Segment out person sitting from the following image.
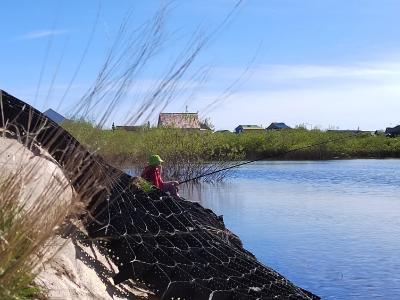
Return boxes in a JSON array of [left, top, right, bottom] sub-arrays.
[[141, 154, 180, 199]]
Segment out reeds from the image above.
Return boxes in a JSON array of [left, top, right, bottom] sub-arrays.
[[63, 121, 400, 178], [0, 2, 245, 298], [62, 121, 245, 182], [0, 157, 78, 299]]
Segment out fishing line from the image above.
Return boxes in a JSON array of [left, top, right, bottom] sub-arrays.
[[178, 131, 365, 184]]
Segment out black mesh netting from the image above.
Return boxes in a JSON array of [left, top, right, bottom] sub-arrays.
[[0, 90, 319, 299]]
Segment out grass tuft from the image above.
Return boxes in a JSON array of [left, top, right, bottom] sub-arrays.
[[0, 175, 46, 300]]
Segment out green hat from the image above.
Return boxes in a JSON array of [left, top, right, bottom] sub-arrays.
[[148, 154, 164, 166]]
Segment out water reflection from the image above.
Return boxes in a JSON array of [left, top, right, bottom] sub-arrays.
[[179, 160, 400, 300]]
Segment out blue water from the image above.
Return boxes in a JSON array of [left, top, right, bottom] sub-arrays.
[[180, 160, 400, 299]]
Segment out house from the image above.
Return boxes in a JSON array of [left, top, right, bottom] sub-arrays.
[[43, 108, 67, 124], [215, 130, 231, 134], [266, 122, 291, 130], [158, 113, 200, 130], [234, 125, 264, 134], [385, 125, 400, 137], [327, 129, 372, 135]]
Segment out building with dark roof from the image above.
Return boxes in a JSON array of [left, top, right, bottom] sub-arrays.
[[215, 130, 232, 134], [385, 125, 400, 137], [266, 122, 291, 130], [327, 129, 372, 134], [234, 125, 264, 134], [43, 108, 67, 124]]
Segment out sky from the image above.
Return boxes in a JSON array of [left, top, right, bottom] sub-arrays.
[[1, 0, 400, 131]]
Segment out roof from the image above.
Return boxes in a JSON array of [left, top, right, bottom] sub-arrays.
[[385, 125, 400, 134], [158, 113, 200, 129], [266, 122, 291, 130], [327, 129, 370, 134], [236, 125, 263, 130], [43, 108, 66, 124], [215, 130, 231, 133]]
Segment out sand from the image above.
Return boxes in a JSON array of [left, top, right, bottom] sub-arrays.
[[0, 136, 152, 299]]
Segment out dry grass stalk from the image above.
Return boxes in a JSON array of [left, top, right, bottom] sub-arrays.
[[0, 2, 244, 298]]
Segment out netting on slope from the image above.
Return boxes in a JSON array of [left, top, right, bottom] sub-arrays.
[[0, 90, 319, 300]]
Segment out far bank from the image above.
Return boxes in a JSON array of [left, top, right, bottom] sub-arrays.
[[63, 120, 400, 173]]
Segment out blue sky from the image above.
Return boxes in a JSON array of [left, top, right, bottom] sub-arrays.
[[1, 0, 400, 130]]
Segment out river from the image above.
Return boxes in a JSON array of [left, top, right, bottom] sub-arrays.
[[179, 159, 400, 299]]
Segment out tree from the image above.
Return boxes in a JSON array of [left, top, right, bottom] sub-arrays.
[[200, 117, 215, 131]]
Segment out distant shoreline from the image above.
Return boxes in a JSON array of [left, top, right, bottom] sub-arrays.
[[63, 120, 400, 168], [101, 152, 400, 168]]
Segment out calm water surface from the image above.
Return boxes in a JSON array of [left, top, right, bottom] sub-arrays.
[[180, 160, 400, 299]]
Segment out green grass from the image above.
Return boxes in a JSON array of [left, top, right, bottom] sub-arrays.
[[0, 176, 46, 300], [62, 120, 246, 181], [63, 120, 400, 167]]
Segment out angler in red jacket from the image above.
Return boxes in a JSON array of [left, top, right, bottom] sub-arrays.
[[141, 154, 180, 199]]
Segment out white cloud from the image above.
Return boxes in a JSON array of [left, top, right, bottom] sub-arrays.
[[18, 29, 68, 40], [261, 64, 399, 81], [215, 61, 400, 86], [207, 85, 400, 131], [102, 61, 400, 129], [201, 61, 400, 130]]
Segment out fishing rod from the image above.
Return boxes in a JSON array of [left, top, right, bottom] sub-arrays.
[[178, 131, 365, 185]]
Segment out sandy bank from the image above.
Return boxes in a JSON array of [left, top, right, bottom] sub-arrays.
[[0, 136, 151, 299]]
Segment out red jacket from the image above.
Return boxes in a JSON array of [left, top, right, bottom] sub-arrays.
[[141, 165, 163, 189]]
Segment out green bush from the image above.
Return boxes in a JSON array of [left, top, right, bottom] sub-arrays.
[[63, 121, 400, 172]]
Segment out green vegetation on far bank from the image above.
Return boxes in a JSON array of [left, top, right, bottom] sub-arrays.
[[63, 120, 400, 168]]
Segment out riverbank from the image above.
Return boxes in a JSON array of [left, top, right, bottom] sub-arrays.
[[1, 91, 319, 299], [0, 136, 153, 299], [63, 120, 400, 166]]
